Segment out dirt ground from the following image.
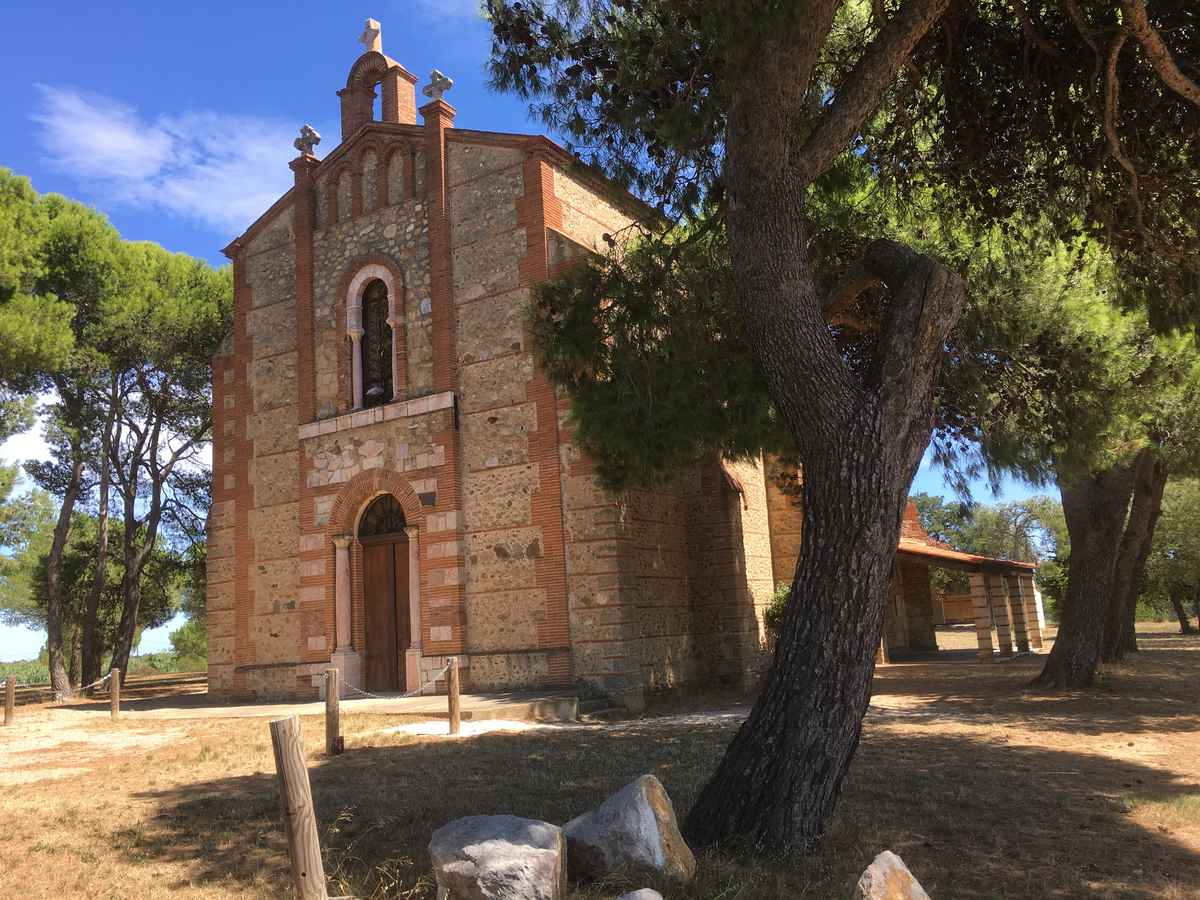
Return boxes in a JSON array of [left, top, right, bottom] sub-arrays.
[[0, 625, 1197, 899]]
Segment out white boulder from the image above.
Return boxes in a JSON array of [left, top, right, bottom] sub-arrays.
[[849, 850, 931, 899], [564, 774, 696, 886], [617, 891, 664, 900], [429, 814, 566, 900]]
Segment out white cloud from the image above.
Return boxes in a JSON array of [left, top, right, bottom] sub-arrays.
[[31, 85, 305, 236]]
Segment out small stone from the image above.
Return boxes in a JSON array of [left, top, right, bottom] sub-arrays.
[[848, 851, 931, 900], [564, 774, 696, 886], [430, 814, 566, 900], [616, 891, 663, 900]]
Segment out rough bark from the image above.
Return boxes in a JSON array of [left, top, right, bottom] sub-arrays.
[[1170, 594, 1196, 635], [1102, 449, 1167, 662], [1032, 463, 1135, 689], [684, 5, 961, 845], [82, 378, 119, 691], [45, 448, 85, 698], [1121, 0, 1200, 109]]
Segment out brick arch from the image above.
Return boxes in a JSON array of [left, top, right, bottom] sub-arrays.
[[346, 50, 390, 90], [336, 253, 410, 409], [327, 468, 426, 541]]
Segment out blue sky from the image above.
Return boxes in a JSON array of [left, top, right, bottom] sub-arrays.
[[0, 2, 1056, 661]]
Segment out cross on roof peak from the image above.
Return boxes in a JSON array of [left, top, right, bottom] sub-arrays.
[[359, 18, 382, 54]]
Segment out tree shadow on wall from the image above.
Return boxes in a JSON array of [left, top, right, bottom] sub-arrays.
[[126, 714, 1200, 898]]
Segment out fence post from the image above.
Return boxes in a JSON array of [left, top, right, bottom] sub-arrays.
[[447, 656, 461, 736], [269, 715, 328, 900], [4, 676, 14, 726], [324, 667, 342, 755], [110, 668, 120, 721]]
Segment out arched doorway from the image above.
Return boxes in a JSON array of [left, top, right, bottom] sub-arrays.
[[358, 494, 409, 691]]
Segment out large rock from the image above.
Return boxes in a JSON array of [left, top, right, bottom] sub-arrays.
[[564, 774, 696, 886], [429, 815, 566, 900], [848, 850, 931, 900], [617, 891, 664, 900]]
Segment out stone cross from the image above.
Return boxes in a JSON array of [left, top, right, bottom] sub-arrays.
[[294, 124, 322, 156], [423, 69, 454, 101], [359, 18, 382, 54]]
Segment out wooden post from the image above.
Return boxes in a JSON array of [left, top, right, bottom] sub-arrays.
[[447, 656, 461, 736], [4, 676, 14, 726], [324, 667, 342, 755], [269, 715, 328, 900], [110, 668, 120, 721]]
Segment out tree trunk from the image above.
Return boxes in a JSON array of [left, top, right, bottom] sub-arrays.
[[82, 380, 119, 692], [45, 449, 85, 698], [684, 439, 908, 850], [1032, 463, 1135, 689], [1102, 450, 1167, 662], [68, 628, 81, 689], [109, 494, 145, 683], [685, 57, 963, 850], [1170, 594, 1196, 634]]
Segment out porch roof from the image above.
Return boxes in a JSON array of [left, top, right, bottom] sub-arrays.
[[896, 538, 1038, 574]]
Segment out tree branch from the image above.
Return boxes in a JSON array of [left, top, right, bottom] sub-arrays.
[[1009, 0, 1062, 59], [1102, 30, 1153, 248], [1121, 0, 1200, 109], [796, 0, 952, 184]]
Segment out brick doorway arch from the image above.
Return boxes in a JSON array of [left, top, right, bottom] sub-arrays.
[[327, 470, 426, 694]]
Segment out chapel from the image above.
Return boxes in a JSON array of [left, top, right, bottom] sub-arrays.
[[206, 21, 1042, 708]]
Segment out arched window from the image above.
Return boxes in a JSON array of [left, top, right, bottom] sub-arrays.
[[359, 493, 406, 538], [360, 279, 393, 407]]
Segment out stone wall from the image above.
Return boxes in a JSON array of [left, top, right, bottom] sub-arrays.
[[312, 150, 434, 418], [764, 456, 803, 587], [625, 478, 695, 692], [686, 457, 775, 689], [884, 560, 938, 655], [898, 560, 937, 651], [447, 138, 551, 690]]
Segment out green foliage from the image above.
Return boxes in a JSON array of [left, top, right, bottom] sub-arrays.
[[763, 582, 792, 635], [168, 616, 206, 661], [533, 219, 788, 488], [0, 507, 184, 654], [880, 2, 1200, 327], [910, 491, 1067, 602], [0, 658, 49, 686], [1141, 479, 1200, 619]]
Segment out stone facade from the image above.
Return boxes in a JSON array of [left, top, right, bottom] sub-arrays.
[[208, 34, 978, 707]]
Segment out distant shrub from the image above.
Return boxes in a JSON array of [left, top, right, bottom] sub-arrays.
[[169, 618, 206, 660], [0, 659, 50, 685], [764, 583, 792, 634]]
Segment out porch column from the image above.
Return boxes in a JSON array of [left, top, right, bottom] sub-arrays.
[[403, 526, 424, 692], [1018, 572, 1044, 649], [330, 535, 362, 696], [1006, 573, 1031, 653], [968, 572, 994, 661], [986, 572, 1015, 654]]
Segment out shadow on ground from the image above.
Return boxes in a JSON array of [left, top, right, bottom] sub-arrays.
[[127, 708, 1200, 899], [872, 631, 1200, 737]]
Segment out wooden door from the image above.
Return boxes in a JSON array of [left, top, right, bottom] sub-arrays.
[[362, 537, 409, 692]]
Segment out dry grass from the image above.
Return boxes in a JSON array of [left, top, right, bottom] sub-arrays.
[[1, 626, 1197, 899]]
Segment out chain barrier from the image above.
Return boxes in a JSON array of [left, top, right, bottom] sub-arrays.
[[54, 670, 113, 702], [331, 660, 453, 702]]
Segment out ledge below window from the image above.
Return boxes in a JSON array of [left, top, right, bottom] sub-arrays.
[[299, 391, 455, 440]]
